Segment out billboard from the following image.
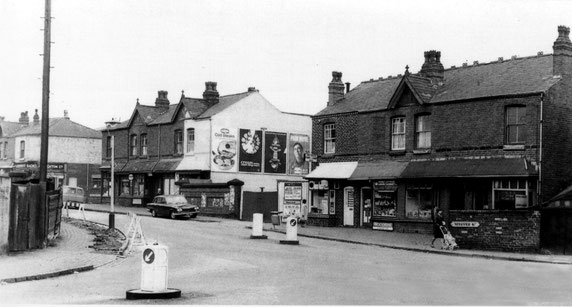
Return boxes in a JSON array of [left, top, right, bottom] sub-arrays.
[[288, 134, 310, 175], [264, 132, 287, 174], [211, 127, 237, 172], [238, 129, 262, 173]]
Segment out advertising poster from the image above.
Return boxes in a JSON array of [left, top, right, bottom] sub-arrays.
[[284, 182, 302, 200], [211, 127, 237, 172], [264, 132, 287, 174], [288, 134, 310, 175], [238, 129, 262, 173], [283, 200, 301, 218]]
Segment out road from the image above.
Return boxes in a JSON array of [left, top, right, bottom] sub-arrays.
[[1, 210, 571, 305]]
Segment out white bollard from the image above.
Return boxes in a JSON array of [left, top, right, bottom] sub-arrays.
[[280, 216, 299, 245], [250, 213, 267, 239]]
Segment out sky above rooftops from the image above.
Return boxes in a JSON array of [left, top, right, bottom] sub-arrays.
[[2, 0, 572, 129]]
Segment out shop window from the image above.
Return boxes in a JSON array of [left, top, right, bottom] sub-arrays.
[[102, 172, 110, 197], [19, 140, 25, 159], [506, 106, 526, 144], [186, 128, 195, 154], [391, 117, 406, 150], [415, 114, 431, 149], [163, 177, 177, 195], [311, 190, 330, 214], [324, 124, 336, 154], [140, 134, 148, 156], [373, 181, 397, 217], [493, 179, 530, 210], [92, 176, 101, 189], [406, 185, 432, 219], [130, 135, 138, 156], [174, 130, 183, 155]]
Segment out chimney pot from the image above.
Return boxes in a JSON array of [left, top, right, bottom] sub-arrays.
[[345, 82, 351, 93], [203, 81, 220, 107], [553, 25, 572, 78], [33, 109, 40, 125], [328, 71, 345, 106], [155, 90, 170, 108], [248, 87, 258, 92], [64, 110, 69, 119], [19, 111, 29, 127], [419, 50, 444, 82]]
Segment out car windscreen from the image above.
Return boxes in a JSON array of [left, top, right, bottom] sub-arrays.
[[165, 195, 188, 204]]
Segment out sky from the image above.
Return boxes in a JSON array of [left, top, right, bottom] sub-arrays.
[[2, 0, 572, 130]]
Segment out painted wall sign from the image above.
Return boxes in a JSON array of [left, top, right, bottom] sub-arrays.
[[238, 129, 262, 173], [373, 222, 394, 231], [212, 127, 237, 172], [451, 221, 480, 228]]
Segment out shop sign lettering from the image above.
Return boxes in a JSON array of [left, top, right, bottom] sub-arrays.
[[451, 221, 480, 228], [373, 222, 393, 231]]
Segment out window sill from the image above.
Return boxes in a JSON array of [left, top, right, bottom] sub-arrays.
[[503, 144, 525, 151], [389, 150, 406, 156], [413, 149, 431, 155]]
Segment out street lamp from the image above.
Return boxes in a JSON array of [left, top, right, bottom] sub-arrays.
[[105, 119, 120, 229]]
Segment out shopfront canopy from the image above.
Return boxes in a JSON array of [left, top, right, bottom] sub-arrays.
[[349, 161, 409, 180], [400, 158, 537, 178], [305, 161, 358, 179]]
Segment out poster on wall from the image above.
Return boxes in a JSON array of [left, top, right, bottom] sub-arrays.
[[288, 134, 310, 175], [284, 182, 302, 200], [238, 129, 262, 173], [211, 127, 237, 172], [264, 132, 287, 174], [283, 200, 301, 218]]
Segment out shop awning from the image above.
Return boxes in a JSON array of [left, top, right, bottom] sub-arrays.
[[349, 161, 409, 180], [175, 157, 210, 171], [400, 158, 537, 178], [305, 161, 358, 179], [99, 160, 127, 171], [120, 160, 158, 173], [153, 158, 181, 173]]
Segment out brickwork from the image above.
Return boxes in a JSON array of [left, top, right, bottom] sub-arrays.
[[449, 210, 541, 252]]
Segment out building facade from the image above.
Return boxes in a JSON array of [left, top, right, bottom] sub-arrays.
[[307, 26, 572, 252]]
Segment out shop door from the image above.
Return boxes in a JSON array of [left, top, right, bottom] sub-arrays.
[[361, 188, 372, 226], [344, 187, 354, 226]]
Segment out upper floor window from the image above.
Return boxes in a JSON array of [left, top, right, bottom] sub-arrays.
[[19, 141, 25, 159], [140, 134, 148, 156], [186, 128, 195, 154], [506, 106, 526, 144], [106, 136, 112, 158], [415, 115, 431, 149], [130, 134, 138, 156], [392, 117, 406, 150], [0, 142, 3, 159], [324, 124, 336, 154], [174, 130, 183, 155], [4, 142, 7, 159]]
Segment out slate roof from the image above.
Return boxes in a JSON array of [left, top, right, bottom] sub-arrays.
[[195, 92, 253, 119], [315, 54, 561, 117], [400, 157, 536, 178], [0, 120, 23, 137], [11, 118, 101, 139]]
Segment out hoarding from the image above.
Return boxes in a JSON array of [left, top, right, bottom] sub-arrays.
[[238, 129, 262, 173], [264, 132, 287, 174], [211, 127, 237, 172], [288, 134, 310, 175]]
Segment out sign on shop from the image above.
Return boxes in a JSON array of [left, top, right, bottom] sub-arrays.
[[451, 221, 480, 228], [373, 222, 393, 231]]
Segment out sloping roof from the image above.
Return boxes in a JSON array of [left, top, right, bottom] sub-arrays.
[[196, 92, 253, 119], [545, 185, 572, 205], [0, 120, 23, 137], [151, 104, 179, 125], [315, 54, 560, 117], [400, 158, 536, 178], [181, 98, 210, 118], [11, 118, 101, 139]]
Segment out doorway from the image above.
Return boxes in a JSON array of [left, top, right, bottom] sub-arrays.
[[343, 187, 354, 226]]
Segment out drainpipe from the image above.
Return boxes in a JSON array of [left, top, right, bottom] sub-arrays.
[[538, 92, 544, 206]]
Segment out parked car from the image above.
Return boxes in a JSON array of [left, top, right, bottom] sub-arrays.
[[146, 195, 199, 219], [62, 186, 85, 209]]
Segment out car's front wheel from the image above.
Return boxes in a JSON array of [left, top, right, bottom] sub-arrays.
[[151, 210, 157, 218], [170, 211, 177, 219]]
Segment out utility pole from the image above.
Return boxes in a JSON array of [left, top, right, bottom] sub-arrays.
[[39, 0, 51, 185]]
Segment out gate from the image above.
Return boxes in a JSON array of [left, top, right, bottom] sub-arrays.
[[242, 191, 277, 222], [541, 208, 572, 254]]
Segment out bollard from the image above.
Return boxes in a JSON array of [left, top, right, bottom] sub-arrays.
[[250, 213, 268, 239], [126, 243, 181, 300], [279, 216, 299, 245]]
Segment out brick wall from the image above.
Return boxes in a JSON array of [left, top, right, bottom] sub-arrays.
[[449, 210, 541, 252]]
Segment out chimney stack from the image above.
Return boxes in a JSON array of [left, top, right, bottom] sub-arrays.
[[328, 71, 345, 106], [63, 110, 69, 119], [33, 109, 40, 125], [419, 50, 445, 83], [203, 81, 220, 107], [19, 111, 29, 127], [155, 90, 170, 108], [553, 25, 572, 78]]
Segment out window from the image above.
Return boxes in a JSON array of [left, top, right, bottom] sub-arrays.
[[106, 136, 112, 158], [2, 142, 6, 159], [324, 124, 336, 154], [174, 130, 183, 154], [0, 142, 3, 159], [130, 134, 138, 156], [405, 184, 433, 219], [506, 106, 526, 144], [493, 179, 530, 210], [392, 117, 406, 150], [415, 115, 431, 149], [140, 134, 148, 156], [186, 128, 195, 153], [19, 141, 25, 159]]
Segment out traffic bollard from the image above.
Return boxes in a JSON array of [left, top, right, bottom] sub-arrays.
[[250, 213, 268, 239], [279, 216, 299, 245]]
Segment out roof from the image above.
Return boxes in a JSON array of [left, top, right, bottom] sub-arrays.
[[11, 118, 102, 139], [305, 161, 358, 179], [349, 161, 409, 180], [315, 54, 561, 117], [196, 92, 253, 119], [400, 158, 536, 179], [0, 120, 23, 137]]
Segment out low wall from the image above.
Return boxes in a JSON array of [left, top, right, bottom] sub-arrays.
[[449, 210, 541, 253]]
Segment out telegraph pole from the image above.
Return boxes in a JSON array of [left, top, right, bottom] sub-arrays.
[[39, 0, 51, 185]]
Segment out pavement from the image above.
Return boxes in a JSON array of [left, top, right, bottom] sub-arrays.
[[1, 203, 572, 284]]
